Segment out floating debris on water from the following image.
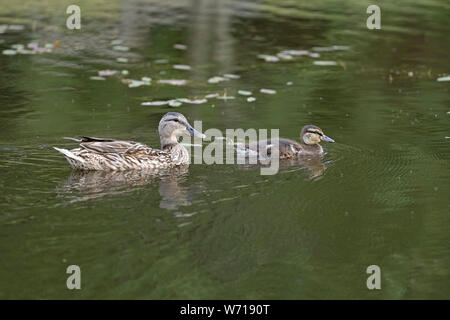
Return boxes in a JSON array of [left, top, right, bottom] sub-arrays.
[[2, 49, 17, 55], [177, 98, 207, 104], [173, 64, 191, 71], [121, 70, 129, 75], [238, 90, 252, 96], [309, 52, 320, 58], [173, 44, 187, 50], [90, 76, 106, 81], [116, 57, 128, 63], [280, 50, 309, 56], [142, 101, 169, 106], [113, 45, 129, 52], [223, 74, 240, 79], [123, 78, 151, 88], [208, 76, 229, 84], [141, 77, 151, 82], [98, 70, 118, 77], [286, 81, 293, 86], [260, 88, 277, 94], [437, 76, 450, 82], [157, 79, 187, 86], [257, 54, 279, 62], [205, 93, 220, 99], [3, 42, 53, 55], [313, 61, 338, 66], [247, 97, 256, 102], [277, 53, 293, 60], [11, 44, 24, 50], [111, 39, 123, 45], [168, 100, 182, 107]]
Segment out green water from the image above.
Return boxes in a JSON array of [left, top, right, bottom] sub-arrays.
[[0, 0, 449, 299]]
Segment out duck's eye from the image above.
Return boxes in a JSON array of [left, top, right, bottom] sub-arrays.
[[307, 130, 322, 136]]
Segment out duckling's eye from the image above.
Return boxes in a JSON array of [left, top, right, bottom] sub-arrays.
[[307, 130, 323, 136]]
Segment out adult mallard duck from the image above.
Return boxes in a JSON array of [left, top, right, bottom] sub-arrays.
[[54, 112, 205, 171], [240, 125, 335, 159]]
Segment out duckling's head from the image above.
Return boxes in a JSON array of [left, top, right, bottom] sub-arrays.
[[300, 125, 335, 145], [159, 112, 205, 148]]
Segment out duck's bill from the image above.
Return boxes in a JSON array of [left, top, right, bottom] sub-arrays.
[[321, 135, 335, 143], [186, 125, 206, 139]]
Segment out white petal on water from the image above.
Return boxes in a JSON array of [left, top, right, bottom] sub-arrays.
[[128, 80, 150, 88], [286, 81, 293, 86], [98, 70, 118, 77], [277, 53, 293, 60], [11, 44, 24, 50], [173, 44, 187, 50], [113, 45, 129, 52], [281, 50, 309, 56], [257, 54, 279, 62], [116, 57, 128, 63], [173, 64, 191, 70], [168, 100, 182, 107], [90, 76, 106, 81], [141, 77, 152, 82], [111, 39, 123, 45], [176, 98, 207, 104], [437, 76, 450, 82], [157, 79, 187, 86], [205, 93, 219, 99], [309, 52, 320, 58], [2, 49, 17, 55], [223, 74, 240, 79], [141, 101, 169, 106], [247, 97, 256, 102], [332, 45, 350, 50], [260, 88, 277, 94], [313, 61, 338, 66], [45, 43, 54, 49], [121, 70, 129, 75], [208, 76, 229, 84], [238, 90, 252, 96]]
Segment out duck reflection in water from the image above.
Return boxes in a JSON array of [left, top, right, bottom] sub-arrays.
[[236, 153, 330, 180], [57, 165, 193, 210]]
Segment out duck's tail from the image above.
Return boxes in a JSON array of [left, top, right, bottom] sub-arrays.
[[53, 147, 86, 168]]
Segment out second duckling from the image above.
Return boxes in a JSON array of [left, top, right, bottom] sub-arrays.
[[241, 125, 335, 159]]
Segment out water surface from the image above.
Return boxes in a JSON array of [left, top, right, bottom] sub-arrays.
[[0, 0, 449, 299]]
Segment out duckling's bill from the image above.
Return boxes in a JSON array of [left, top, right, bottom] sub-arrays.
[[321, 134, 335, 143]]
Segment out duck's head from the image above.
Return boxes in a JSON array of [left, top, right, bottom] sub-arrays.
[[300, 125, 335, 145], [159, 112, 205, 148]]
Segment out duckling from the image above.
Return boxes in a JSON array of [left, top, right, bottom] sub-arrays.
[[242, 125, 335, 159], [54, 112, 205, 171]]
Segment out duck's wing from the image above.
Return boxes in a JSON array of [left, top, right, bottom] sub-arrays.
[[78, 136, 165, 156]]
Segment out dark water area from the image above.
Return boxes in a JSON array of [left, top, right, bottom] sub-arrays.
[[0, 0, 449, 299]]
